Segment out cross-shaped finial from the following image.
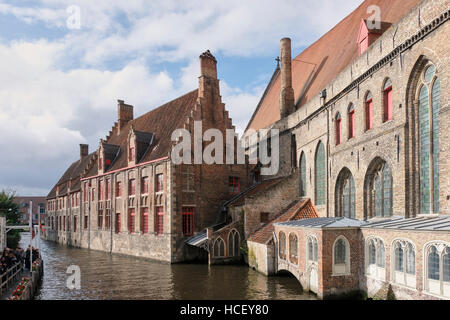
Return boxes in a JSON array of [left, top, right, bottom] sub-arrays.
[[275, 56, 280, 68]]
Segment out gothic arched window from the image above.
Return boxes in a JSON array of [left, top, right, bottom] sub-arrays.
[[289, 234, 298, 264], [335, 168, 355, 218], [333, 237, 350, 275], [383, 78, 393, 122], [279, 232, 286, 260], [418, 64, 440, 214], [315, 141, 326, 206], [335, 112, 342, 145], [228, 229, 240, 257], [299, 152, 307, 197], [213, 237, 225, 257], [348, 104, 355, 139], [392, 240, 416, 288], [365, 158, 393, 219]]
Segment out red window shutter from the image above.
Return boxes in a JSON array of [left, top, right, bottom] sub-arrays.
[[336, 119, 341, 145], [141, 208, 148, 234], [349, 111, 355, 139], [366, 99, 373, 130], [384, 87, 393, 122], [182, 207, 194, 236], [155, 207, 164, 235], [129, 209, 135, 233], [229, 177, 239, 194]]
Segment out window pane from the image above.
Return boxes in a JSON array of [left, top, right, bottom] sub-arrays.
[[406, 244, 416, 275], [428, 246, 440, 280], [313, 240, 318, 262], [315, 142, 326, 205], [424, 65, 435, 83], [369, 241, 376, 265], [300, 153, 306, 197], [335, 239, 346, 264], [377, 243, 385, 268], [419, 85, 431, 214], [375, 175, 383, 217], [395, 244, 404, 272], [383, 166, 392, 217], [308, 238, 313, 261], [443, 251, 450, 282], [432, 79, 440, 213]]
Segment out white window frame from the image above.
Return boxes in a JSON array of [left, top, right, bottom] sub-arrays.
[[423, 241, 450, 298], [391, 238, 416, 289], [365, 236, 386, 281], [332, 236, 350, 276]]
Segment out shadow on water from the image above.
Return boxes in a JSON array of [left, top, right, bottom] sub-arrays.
[[20, 233, 316, 300]]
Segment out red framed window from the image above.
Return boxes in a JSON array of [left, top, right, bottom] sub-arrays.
[[142, 177, 149, 194], [84, 214, 88, 229], [129, 179, 136, 196], [105, 209, 111, 229], [74, 216, 77, 233], [63, 216, 66, 231], [115, 213, 121, 234], [99, 180, 104, 201], [383, 79, 393, 122], [348, 104, 355, 139], [98, 209, 103, 229], [128, 209, 135, 233], [365, 93, 373, 131], [155, 207, 164, 235], [116, 181, 122, 197], [156, 174, 164, 193], [229, 177, 240, 194], [106, 179, 111, 200], [141, 208, 149, 234], [129, 146, 135, 161], [67, 216, 70, 232], [182, 207, 194, 236], [335, 113, 342, 145]]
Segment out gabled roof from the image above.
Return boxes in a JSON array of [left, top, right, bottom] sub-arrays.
[[246, 0, 422, 131], [248, 198, 318, 244], [90, 89, 199, 175], [47, 152, 96, 199], [225, 177, 284, 207]]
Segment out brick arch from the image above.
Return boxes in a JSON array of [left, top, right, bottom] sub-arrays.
[[334, 167, 355, 218], [363, 156, 393, 219], [404, 54, 443, 218]]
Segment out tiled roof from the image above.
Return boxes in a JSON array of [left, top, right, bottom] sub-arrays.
[[361, 216, 450, 231], [275, 217, 366, 229], [225, 178, 284, 207], [47, 152, 96, 199], [246, 0, 421, 131], [48, 89, 199, 198], [248, 198, 318, 244]]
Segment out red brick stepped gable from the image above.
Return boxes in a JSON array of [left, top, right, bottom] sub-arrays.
[[248, 198, 318, 245]]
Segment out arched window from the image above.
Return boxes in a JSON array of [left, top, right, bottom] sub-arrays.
[[348, 104, 355, 139], [335, 112, 342, 145], [425, 243, 450, 297], [213, 237, 225, 257], [383, 78, 393, 122], [365, 91, 373, 131], [307, 236, 318, 263], [392, 240, 416, 287], [228, 229, 240, 257], [299, 152, 307, 197], [365, 158, 393, 219], [315, 141, 326, 206], [335, 168, 355, 218], [418, 64, 440, 214], [333, 237, 350, 275], [279, 232, 286, 260], [365, 237, 386, 280], [289, 234, 298, 264]]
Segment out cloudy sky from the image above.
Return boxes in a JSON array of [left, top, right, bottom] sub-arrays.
[[0, 0, 362, 196]]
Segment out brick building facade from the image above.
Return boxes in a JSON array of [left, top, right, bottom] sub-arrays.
[[45, 51, 250, 263], [239, 0, 450, 299]]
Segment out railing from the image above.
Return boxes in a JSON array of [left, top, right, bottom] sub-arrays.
[[0, 262, 24, 295]]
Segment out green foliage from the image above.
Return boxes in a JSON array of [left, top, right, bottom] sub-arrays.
[[0, 190, 21, 249]]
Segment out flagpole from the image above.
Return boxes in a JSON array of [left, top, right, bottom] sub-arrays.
[[29, 200, 33, 273]]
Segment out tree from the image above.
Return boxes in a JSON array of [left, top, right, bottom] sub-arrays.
[[0, 190, 21, 248]]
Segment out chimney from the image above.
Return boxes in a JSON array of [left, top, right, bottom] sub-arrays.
[[80, 144, 89, 159], [280, 38, 295, 118], [118, 100, 134, 134], [199, 50, 217, 79]]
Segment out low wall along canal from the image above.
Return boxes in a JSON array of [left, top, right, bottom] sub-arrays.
[[19, 233, 315, 300]]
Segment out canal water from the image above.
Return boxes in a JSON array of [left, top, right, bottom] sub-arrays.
[[20, 233, 316, 300]]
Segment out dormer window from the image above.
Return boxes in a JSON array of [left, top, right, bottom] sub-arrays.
[[357, 19, 391, 56]]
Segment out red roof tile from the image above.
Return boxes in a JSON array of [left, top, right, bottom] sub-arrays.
[[248, 198, 318, 244], [246, 0, 421, 131]]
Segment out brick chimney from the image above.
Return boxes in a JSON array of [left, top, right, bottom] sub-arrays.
[[118, 100, 133, 134], [280, 38, 295, 118], [198, 50, 222, 122], [80, 144, 89, 159]]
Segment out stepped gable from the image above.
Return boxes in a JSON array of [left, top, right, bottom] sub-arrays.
[[246, 0, 422, 131], [248, 198, 318, 244]]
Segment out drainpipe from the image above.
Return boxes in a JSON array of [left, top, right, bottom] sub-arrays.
[[326, 104, 330, 218], [110, 173, 114, 254], [88, 183, 91, 250]]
